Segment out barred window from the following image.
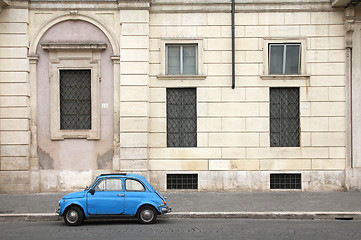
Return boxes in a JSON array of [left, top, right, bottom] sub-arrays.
[[167, 88, 197, 147], [60, 70, 91, 130], [270, 88, 300, 147]]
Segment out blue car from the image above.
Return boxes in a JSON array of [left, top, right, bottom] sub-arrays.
[[56, 173, 171, 226]]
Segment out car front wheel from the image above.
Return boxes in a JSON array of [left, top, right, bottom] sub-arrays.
[[137, 206, 157, 224], [64, 206, 84, 226]]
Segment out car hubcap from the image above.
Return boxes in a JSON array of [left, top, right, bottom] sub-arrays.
[[66, 210, 78, 224], [141, 209, 154, 222]]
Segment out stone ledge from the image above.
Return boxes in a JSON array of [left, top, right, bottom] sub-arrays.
[[260, 75, 310, 80], [157, 75, 207, 80]]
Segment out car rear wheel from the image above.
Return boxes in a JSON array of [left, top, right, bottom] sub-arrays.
[[64, 206, 84, 226], [137, 206, 157, 224]]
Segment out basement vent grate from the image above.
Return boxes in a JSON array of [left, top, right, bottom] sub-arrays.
[[167, 174, 198, 190], [270, 173, 301, 189]]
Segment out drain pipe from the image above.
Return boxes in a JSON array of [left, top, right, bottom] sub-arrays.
[[231, 0, 235, 89]]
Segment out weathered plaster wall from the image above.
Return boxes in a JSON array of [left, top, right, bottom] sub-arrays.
[[36, 20, 114, 191]]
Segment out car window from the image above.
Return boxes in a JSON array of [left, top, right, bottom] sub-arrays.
[[95, 178, 122, 191], [125, 179, 145, 192]]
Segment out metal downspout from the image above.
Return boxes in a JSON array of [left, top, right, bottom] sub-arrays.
[[231, 0, 235, 89]]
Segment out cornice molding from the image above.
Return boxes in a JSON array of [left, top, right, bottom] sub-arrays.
[[0, 0, 10, 5], [41, 42, 107, 51], [28, 0, 150, 10], [150, 0, 334, 13], [0, 0, 10, 12], [332, 0, 351, 7], [16, 0, 336, 13]]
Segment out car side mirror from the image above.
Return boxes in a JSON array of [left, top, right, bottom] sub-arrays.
[[89, 188, 95, 195]]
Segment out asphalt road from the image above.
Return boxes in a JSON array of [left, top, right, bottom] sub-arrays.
[[1, 219, 360, 240]]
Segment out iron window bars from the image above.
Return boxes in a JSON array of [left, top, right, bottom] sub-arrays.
[[60, 69, 92, 130], [270, 87, 300, 147], [167, 88, 197, 148]]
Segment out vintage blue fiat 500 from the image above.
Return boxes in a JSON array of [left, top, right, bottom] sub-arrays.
[[57, 173, 171, 226]]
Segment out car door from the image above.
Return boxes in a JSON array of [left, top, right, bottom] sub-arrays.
[[87, 178, 125, 215], [124, 178, 150, 215]]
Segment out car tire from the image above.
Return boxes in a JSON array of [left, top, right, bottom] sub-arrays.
[[64, 206, 84, 226], [137, 206, 157, 224]]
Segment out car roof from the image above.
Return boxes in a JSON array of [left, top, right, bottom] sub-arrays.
[[99, 173, 144, 179], [96, 173, 155, 191]]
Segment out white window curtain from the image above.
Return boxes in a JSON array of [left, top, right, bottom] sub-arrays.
[[166, 45, 197, 75], [269, 43, 300, 75]]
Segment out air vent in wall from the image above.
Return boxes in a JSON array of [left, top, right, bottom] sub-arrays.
[[167, 174, 198, 190], [270, 173, 301, 189]]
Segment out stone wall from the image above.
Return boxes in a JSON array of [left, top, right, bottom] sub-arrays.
[[147, 1, 347, 191], [0, 0, 357, 192], [0, 2, 30, 192]]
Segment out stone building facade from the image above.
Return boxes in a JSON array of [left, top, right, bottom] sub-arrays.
[[0, 0, 360, 192]]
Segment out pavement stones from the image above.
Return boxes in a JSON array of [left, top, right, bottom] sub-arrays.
[[1, 192, 361, 222]]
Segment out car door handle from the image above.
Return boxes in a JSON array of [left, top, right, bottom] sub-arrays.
[[117, 194, 125, 197]]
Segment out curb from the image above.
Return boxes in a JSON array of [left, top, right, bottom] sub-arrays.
[[1, 212, 361, 222], [0, 213, 61, 222], [162, 212, 361, 220]]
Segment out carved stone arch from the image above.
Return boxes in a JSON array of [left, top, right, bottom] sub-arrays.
[[29, 12, 119, 55]]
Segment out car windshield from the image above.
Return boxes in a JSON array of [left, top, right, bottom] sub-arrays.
[[86, 177, 99, 190]]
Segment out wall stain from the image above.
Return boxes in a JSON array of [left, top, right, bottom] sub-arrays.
[[97, 150, 114, 169], [37, 148, 54, 170]]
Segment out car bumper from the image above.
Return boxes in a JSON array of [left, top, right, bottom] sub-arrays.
[[160, 206, 172, 214], [56, 207, 60, 215]]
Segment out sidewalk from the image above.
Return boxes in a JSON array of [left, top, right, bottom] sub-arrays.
[[1, 192, 361, 221]]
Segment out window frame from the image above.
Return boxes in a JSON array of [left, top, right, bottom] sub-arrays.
[[268, 43, 301, 75], [165, 44, 198, 75], [42, 42, 106, 140], [262, 39, 308, 79], [158, 39, 206, 80], [94, 178, 123, 192], [125, 179, 146, 192], [59, 69, 92, 130]]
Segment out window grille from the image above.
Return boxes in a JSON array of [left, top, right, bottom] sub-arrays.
[[60, 70, 91, 130], [167, 174, 198, 190], [270, 173, 301, 189], [167, 88, 197, 147], [270, 87, 300, 147], [269, 43, 301, 75], [166, 45, 197, 75]]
